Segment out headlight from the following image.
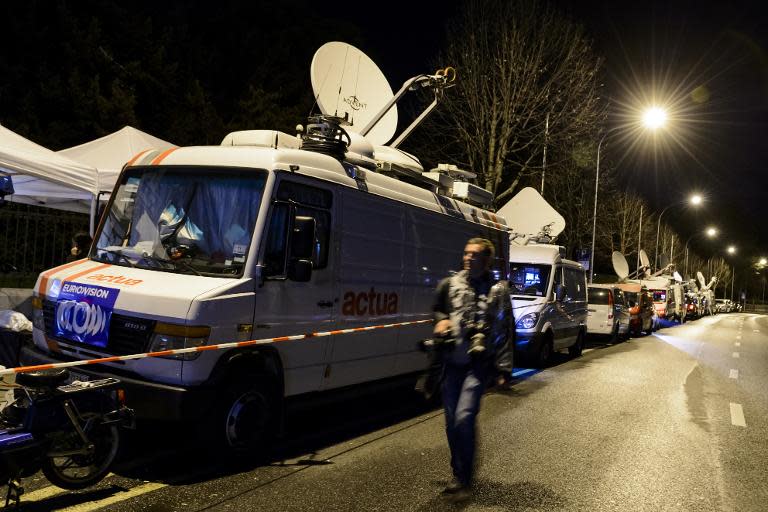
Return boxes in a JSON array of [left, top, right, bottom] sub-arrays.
[[149, 323, 211, 361], [516, 313, 539, 330]]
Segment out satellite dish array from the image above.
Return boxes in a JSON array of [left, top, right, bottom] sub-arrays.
[[305, 43, 495, 206]]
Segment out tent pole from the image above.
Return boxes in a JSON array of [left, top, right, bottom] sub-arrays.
[[89, 194, 97, 236]]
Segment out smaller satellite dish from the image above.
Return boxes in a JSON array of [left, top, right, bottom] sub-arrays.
[[696, 271, 707, 289], [673, 271, 683, 283], [311, 42, 397, 146], [639, 249, 650, 269], [612, 251, 630, 280], [659, 254, 670, 269]]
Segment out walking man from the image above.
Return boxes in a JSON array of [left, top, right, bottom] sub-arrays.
[[432, 237, 513, 499]]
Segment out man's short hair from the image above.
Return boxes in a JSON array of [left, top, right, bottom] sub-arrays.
[[466, 237, 495, 260]]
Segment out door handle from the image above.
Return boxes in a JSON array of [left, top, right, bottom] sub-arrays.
[[317, 300, 334, 308]]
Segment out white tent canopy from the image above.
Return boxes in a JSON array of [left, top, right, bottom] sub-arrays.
[[0, 124, 98, 214], [58, 126, 175, 193]]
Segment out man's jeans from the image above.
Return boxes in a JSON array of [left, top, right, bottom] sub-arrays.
[[441, 362, 487, 486]]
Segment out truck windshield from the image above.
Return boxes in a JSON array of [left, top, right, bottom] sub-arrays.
[[510, 264, 551, 297], [93, 166, 267, 277]]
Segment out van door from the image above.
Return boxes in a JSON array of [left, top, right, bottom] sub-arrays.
[[563, 266, 588, 345], [259, 178, 337, 397]]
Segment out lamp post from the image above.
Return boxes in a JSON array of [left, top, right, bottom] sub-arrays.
[[654, 194, 702, 272], [683, 226, 718, 279], [589, 106, 668, 283]]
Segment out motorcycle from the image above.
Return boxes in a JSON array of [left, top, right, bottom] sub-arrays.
[[0, 368, 134, 507]]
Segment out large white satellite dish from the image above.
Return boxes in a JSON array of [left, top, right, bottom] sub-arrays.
[[673, 271, 683, 283], [311, 42, 398, 146], [496, 187, 565, 240], [612, 251, 630, 281]]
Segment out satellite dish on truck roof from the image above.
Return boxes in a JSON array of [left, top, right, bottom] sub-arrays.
[[673, 271, 683, 282], [697, 271, 707, 289], [639, 249, 650, 269], [311, 42, 398, 146], [496, 187, 565, 240], [612, 251, 630, 281]]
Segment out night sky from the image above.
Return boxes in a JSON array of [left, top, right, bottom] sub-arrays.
[[338, 0, 768, 265]]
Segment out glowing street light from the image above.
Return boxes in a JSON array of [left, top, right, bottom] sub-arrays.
[[642, 106, 668, 130], [589, 104, 672, 282], [760, 257, 767, 266], [684, 226, 718, 278], [727, 246, 737, 255], [654, 193, 704, 271]]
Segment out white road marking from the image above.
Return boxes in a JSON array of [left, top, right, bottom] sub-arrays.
[[21, 473, 116, 502], [730, 403, 746, 427], [729, 369, 739, 379], [733, 352, 740, 358], [736, 335, 741, 340], [58, 482, 167, 512], [753, 330, 760, 333], [735, 342, 741, 347]]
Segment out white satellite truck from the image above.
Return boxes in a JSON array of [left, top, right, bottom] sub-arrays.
[[496, 188, 588, 367], [22, 42, 510, 453]]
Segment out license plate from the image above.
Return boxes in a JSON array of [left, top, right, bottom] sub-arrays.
[[65, 370, 91, 385]]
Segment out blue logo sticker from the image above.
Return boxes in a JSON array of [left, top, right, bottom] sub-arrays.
[[54, 283, 120, 348]]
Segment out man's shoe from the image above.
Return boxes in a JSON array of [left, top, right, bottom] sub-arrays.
[[441, 481, 466, 495], [449, 486, 472, 502]]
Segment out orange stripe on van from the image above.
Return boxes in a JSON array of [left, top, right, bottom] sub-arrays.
[[37, 259, 90, 295], [150, 147, 179, 165], [125, 149, 153, 167], [60, 263, 113, 287]]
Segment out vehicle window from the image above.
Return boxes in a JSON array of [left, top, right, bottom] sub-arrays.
[[564, 267, 586, 301], [588, 288, 611, 305], [625, 292, 638, 307], [509, 264, 551, 296], [614, 289, 625, 305], [263, 180, 332, 278], [94, 167, 267, 276]]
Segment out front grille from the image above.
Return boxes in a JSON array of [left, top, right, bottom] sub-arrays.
[[43, 300, 156, 356]]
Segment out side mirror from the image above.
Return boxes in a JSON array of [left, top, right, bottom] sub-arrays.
[[291, 216, 316, 260], [288, 259, 313, 282]]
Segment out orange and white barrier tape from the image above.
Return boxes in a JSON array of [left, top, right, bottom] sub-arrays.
[[0, 319, 432, 376]]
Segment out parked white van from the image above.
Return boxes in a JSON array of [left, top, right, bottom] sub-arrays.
[[587, 284, 630, 342], [508, 244, 588, 366], [22, 131, 511, 452]]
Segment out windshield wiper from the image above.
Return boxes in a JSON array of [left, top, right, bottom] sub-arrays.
[[141, 253, 203, 276], [96, 248, 136, 268]]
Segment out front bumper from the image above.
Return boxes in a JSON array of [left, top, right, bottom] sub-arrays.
[[514, 331, 546, 356], [19, 345, 215, 422]]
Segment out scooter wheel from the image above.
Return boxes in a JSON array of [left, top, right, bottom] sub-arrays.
[[42, 415, 120, 490]]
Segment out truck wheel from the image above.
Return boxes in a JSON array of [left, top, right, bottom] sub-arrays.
[[568, 330, 584, 358], [213, 376, 278, 457]]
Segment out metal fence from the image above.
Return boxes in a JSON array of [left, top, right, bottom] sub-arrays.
[[0, 203, 89, 288]]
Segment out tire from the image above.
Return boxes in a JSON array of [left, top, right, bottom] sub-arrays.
[[42, 414, 120, 490], [213, 376, 278, 457], [609, 323, 620, 344], [568, 330, 584, 358], [533, 335, 553, 369]]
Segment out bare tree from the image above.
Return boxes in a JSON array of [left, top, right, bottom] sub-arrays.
[[422, 0, 604, 205]]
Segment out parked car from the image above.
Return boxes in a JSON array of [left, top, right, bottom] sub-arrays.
[[715, 298, 734, 313], [587, 284, 630, 342], [620, 285, 655, 336]]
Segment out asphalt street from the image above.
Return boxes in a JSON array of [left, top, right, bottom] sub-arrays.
[[13, 313, 768, 511]]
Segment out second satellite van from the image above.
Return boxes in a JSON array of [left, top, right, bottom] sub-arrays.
[[498, 188, 588, 367]]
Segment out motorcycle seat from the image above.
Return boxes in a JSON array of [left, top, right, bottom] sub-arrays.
[[16, 369, 70, 388]]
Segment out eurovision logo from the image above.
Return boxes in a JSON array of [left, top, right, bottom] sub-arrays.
[[54, 283, 120, 348]]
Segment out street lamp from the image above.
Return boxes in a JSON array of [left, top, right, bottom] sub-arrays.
[[653, 193, 703, 272], [589, 106, 669, 283], [683, 226, 718, 278]]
